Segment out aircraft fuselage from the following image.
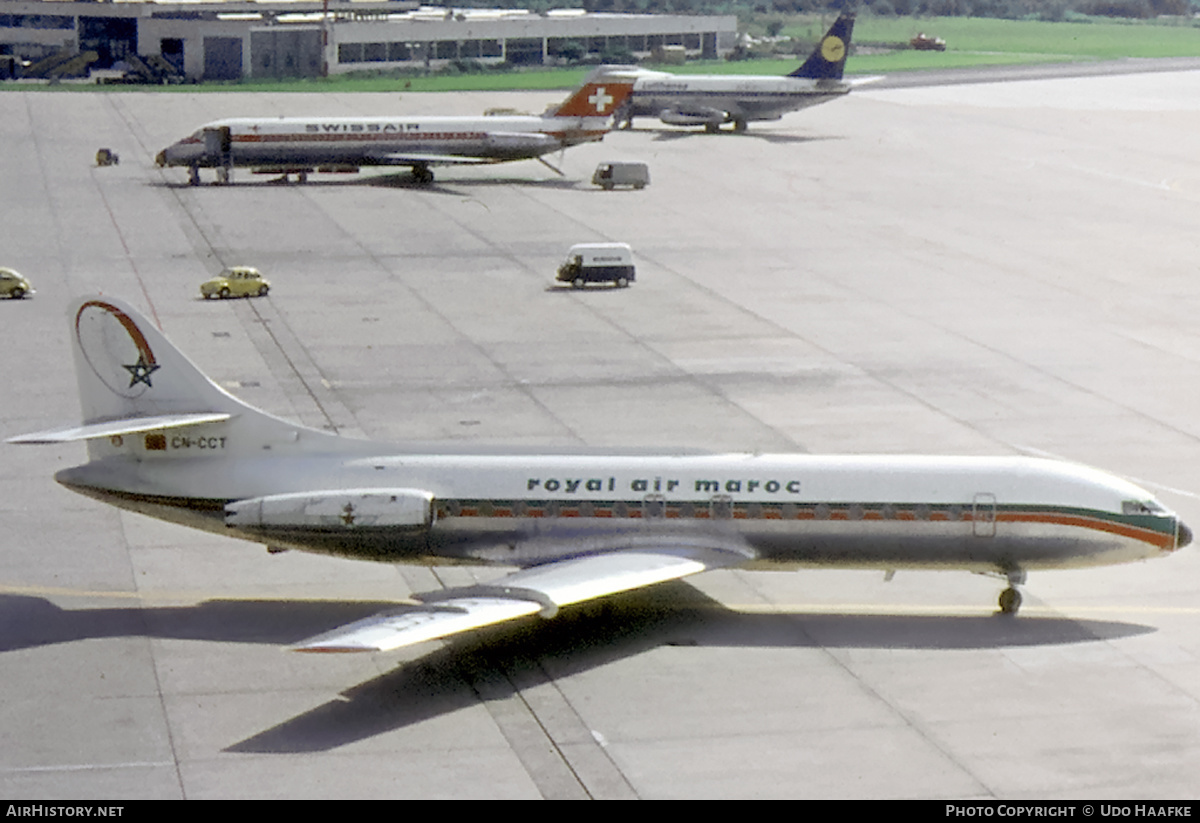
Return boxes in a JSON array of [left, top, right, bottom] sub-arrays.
[[56, 450, 1187, 572], [155, 115, 605, 170], [627, 75, 851, 123]]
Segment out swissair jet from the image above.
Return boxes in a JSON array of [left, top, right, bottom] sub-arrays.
[[154, 79, 633, 186], [613, 11, 860, 133], [9, 297, 1190, 653]]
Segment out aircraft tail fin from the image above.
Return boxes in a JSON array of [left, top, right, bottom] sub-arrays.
[[548, 79, 635, 120], [9, 296, 345, 459], [789, 11, 855, 81], [67, 297, 239, 428]]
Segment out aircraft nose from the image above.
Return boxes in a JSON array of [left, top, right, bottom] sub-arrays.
[[156, 143, 191, 167], [1177, 520, 1193, 549]]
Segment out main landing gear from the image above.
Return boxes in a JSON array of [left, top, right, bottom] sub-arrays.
[[411, 165, 434, 185], [703, 118, 749, 134]]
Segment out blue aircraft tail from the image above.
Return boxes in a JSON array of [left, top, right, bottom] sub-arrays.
[[789, 11, 855, 81]]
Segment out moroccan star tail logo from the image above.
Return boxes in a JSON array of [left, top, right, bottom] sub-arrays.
[[75, 300, 161, 400], [554, 81, 634, 118]]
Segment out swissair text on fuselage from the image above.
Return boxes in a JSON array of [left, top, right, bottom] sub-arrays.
[[305, 123, 448, 133]]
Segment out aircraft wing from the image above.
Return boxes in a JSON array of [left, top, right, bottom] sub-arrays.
[[371, 133, 559, 167], [292, 544, 747, 653], [373, 153, 496, 167]]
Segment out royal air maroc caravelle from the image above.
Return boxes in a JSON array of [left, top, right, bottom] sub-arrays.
[[154, 78, 633, 186], [8, 297, 1190, 653]]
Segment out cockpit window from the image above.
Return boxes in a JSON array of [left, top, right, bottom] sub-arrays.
[[1123, 499, 1167, 515]]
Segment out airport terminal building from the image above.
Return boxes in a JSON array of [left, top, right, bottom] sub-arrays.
[[0, 0, 737, 81]]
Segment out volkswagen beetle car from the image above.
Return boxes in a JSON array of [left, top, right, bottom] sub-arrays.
[[0, 268, 33, 299], [201, 267, 270, 299]]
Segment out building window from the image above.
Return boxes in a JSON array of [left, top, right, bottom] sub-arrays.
[[504, 37, 543, 66], [0, 14, 75, 30]]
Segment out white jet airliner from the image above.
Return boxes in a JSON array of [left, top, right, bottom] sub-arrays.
[[154, 79, 633, 186], [9, 297, 1190, 653], [613, 11, 859, 133]]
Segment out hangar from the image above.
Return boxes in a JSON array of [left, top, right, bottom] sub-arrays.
[[0, 0, 737, 82]]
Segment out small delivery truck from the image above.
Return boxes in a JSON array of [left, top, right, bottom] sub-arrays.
[[556, 243, 636, 289], [592, 162, 650, 190]]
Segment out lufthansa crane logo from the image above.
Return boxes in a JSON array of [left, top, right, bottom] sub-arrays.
[[821, 35, 846, 63], [588, 86, 615, 114]]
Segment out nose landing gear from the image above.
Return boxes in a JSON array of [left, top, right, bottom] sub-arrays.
[[998, 569, 1027, 616]]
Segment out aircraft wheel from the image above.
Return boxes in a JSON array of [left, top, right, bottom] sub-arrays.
[[615, 277, 628, 288], [998, 587, 1022, 615], [573, 277, 586, 290], [219, 287, 231, 299], [216, 167, 230, 185], [298, 171, 308, 184], [733, 119, 748, 134], [188, 167, 200, 186], [413, 167, 434, 185]]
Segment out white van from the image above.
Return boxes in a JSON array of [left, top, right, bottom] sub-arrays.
[[556, 243, 636, 288], [592, 162, 650, 190]]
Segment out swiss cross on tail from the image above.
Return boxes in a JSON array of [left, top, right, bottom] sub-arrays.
[[555, 81, 634, 118]]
